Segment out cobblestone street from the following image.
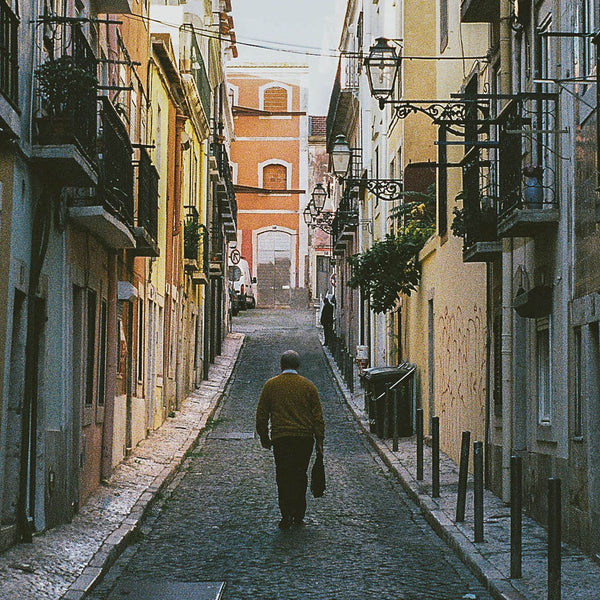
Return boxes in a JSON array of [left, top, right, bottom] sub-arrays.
[[89, 309, 491, 600]]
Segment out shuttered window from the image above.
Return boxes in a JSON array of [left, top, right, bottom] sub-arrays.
[[263, 86, 288, 112], [263, 164, 287, 190]]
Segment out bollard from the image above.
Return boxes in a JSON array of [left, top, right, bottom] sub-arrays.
[[384, 384, 391, 440], [431, 416, 440, 498], [473, 441, 484, 542], [548, 477, 561, 600], [510, 455, 522, 579], [368, 393, 376, 434], [416, 408, 424, 480], [392, 388, 399, 451], [455, 431, 471, 522]]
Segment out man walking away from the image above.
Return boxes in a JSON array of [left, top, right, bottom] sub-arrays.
[[256, 350, 325, 530], [320, 296, 334, 347]]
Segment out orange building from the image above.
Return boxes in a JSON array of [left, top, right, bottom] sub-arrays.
[[227, 65, 309, 308]]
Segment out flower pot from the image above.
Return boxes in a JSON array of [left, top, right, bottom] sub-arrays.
[[523, 175, 543, 209]]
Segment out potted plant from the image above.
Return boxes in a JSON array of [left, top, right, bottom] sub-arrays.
[[35, 56, 97, 144], [522, 164, 544, 209]]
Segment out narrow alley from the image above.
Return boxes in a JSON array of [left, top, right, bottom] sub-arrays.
[[87, 309, 491, 600]]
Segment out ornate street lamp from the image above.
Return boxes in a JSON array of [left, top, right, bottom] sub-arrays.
[[311, 183, 328, 211], [330, 134, 352, 178], [365, 37, 401, 109]]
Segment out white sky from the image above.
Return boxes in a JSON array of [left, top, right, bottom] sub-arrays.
[[229, 0, 348, 114]]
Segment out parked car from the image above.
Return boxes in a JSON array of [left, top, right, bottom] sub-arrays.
[[228, 258, 257, 309]]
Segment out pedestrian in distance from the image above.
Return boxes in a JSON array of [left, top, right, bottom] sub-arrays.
[[256, 350, 325, 530], [320, 296, 334, 347]]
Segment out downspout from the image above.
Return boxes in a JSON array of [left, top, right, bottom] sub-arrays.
[[17, 194, 52, 542], [500, 0, 514, 503]]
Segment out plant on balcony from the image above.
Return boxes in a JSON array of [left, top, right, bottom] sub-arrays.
[[36, 56, 97, 117], [451, 193, 496, 241], [347, 185, 435, 314], [184, 219, 200, 261]]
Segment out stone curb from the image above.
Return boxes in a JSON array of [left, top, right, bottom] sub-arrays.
[[59, 333, 245, 600], [321, 344, 526, 600]]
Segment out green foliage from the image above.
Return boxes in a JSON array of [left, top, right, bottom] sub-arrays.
[[35, 57, 97, 116], [347, 184, 436, 314], [184, 219, 200, 260], [451, 206, 466, 238]]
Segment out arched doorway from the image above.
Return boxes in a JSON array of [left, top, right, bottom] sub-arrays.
[[257, 230, 292, 307]]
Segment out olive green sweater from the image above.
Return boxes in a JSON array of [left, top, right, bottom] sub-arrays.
[[256, 372, 325, 444]]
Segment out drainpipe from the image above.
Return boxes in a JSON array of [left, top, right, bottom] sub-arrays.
[[17, 194, 52, 542], [500, 0, 514, 503]]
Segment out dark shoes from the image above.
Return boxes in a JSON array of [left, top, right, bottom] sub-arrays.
[[279, 515, 304, 530]]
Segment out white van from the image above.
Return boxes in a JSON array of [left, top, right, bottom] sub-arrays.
[[228, 258, 257, 309]]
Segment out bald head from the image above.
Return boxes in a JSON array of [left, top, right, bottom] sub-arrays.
[[280, 350, 300, 371]]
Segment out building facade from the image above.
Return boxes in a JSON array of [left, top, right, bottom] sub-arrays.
[[0, 0, 236, 551], [227, 64, 310, 308]]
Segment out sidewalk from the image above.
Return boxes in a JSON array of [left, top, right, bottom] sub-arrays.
[[323, 344, 600, 600], [0, 332, 244, 600]]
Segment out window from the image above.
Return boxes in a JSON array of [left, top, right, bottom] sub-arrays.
[[137, 299, 144, 383], [85, 289, 97, 407], [0, 0, 19, 105], [440, 0, 449, 52], [263, 86, 288, 112], [263, 163, 287, 190], [574, 327, 583, 438], [576, 0, 596, 78], [438, 126, 448, 235], [98, 299, 107, 407], [537, 318, 551, 424]]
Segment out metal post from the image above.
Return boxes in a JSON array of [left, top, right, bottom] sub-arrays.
[[416, 408, 424, 481], [384, 383, 391, 439], [548, 477, 561, 600], [510, 456, 522, 579], [455, 431, 471, 522], [431, 416, 440, 498], [473, 440, 484, 542], [392, 388, 399, 451]]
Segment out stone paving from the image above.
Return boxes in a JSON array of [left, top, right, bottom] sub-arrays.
[[324, 338, 600, 600], [1, 308, 599, 600], [0, 333, 243, 600], [87, 309, 492, 600]]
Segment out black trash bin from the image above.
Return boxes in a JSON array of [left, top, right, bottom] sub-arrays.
[[360, 364, 414, 439]]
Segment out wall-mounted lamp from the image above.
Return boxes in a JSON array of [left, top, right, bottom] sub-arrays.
[[330, 134, 404, 202], [364, 37, 401, 110]]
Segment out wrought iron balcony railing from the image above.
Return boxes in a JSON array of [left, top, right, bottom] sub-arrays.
[[98, 96, 134, 228], [0, 0, 18, 107], [34, 20, 98, 159], [136, 146, 159, 242]]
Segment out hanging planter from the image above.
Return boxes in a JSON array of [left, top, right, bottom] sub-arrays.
[[513, 285, 552, 318]]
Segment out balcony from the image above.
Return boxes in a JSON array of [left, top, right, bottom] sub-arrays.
[[213, 141, 237, 241], [68, 97, 135, 249], [0, 0, 19, 135], [133, 147, 160, 256], [326, 55, 360, 151], [460, 149, 502, 263], [31, 22, 98, 185], [93, 0, 133, 13], [496, 97, 559, 238], [461, 0, 499, 23]]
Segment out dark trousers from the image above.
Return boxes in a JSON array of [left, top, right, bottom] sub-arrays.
[[324, 325, 333, 347], [272, 436, 314, 519]]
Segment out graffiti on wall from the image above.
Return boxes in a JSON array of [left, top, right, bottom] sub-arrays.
[[436, 303, 487, 449]]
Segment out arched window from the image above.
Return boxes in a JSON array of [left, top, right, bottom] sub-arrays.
[[263, 164, 287, 190], [263, 86, 288, 112]]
